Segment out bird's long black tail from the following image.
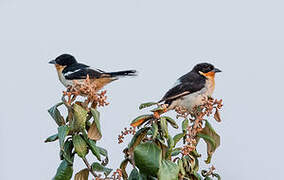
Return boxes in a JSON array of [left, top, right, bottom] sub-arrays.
[[106, 70, 137, 77]]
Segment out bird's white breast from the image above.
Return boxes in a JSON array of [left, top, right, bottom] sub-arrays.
[[169, 79, 215, 111]]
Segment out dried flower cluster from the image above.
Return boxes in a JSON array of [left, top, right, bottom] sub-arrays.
[[177, 97, 223, 156], [63, 75, 109, 108], [118, 127, 136, 144]]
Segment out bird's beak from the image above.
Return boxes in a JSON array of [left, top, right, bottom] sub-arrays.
[[49, 60, 56, 64], [213, 68, 222, 73]]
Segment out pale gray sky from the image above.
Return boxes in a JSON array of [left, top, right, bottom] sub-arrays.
[[1, 0, 284, 179]]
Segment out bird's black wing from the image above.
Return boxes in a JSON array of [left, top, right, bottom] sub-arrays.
[[63, 63, 105, 80], [160, 72, 206, 105]]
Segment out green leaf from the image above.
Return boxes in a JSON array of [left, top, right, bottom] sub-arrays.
[[139, 102, 157, 110], [151, 122, 158, 139], [192, 172, 202, 180], [173, 132, 185, 147], [61, 139, 74, 165], [74, 168, 89, 180], [97, 146, 108, 157], [157, 160, 179, 180], [128, 127, 150, 152], [160, 117, 168, 138], [128, 168, 139, 180], [73, 134, 88, 158], [178, 159, 185, 176], [48, 102, 65, 126], [58, 125, 69, 150], [70, 104, 88, 132], [134, 142, 162, 176], [120, 159, 129, 180], [45, 134, 58, 143], [88, 139, 101, 161], [81, 131, 101, 161], [182, 118, 189, 132], [91, 162, 112, 176], [164, 116, 179, 129], [52, 160, 73, 180], [171, 148, 181, 157], [88, 108, 102, 140], [151, 106, 165, 113], [130, 114, 153, 128], [166, 135, 174, 159], [204, 177, 213, 180], [197, 120, 220, 164]]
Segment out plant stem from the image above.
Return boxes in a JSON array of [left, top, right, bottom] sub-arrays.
[[82, 157, 98, 178]]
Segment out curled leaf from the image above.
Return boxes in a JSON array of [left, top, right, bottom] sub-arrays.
[[164, 116, 179, 129], [139, 102, 157, 110], [48, 102, 65, 126], [214, 108, 221, 122], [160, 117, 168, 138], [88, 108, 102, 140], [151, 122, 158, 139], [197, 120, 220, 164], [91, 162, 112, 176], [130, 114, 153, 128], [128, 127, 150, 152]]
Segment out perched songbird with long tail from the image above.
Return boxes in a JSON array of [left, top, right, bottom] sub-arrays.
[[49, 54, 137, 90], [159, 63, 221, 111]]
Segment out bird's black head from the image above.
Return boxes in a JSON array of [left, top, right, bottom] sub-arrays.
[[192, 63, 221, 74], [49, 54, 77, 66]]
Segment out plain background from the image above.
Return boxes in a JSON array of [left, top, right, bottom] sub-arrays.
[[1, 0, 284, 179]]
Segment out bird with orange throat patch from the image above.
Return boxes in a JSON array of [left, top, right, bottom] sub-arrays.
[[159, 63, 221, 111]]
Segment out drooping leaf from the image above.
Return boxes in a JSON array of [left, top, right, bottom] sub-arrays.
[[164, 116, 179, 129], [45, 134, 58, 143], [120, 159, 129, 180], [73, 134, 88, 158], [139, 102, 157, 110], [178, 159, 185, 176], [81, 131, 101, 161], [197, 120, 220, 164], [88, 108, 102, 140], [91, 162, 112, 176], [74, 168, 89, 180], [128, 127, 150, 152], [97, 146, 108, 157], [157, 160, 179, 180], [160, 117, 168, 138], [134, 142, 162, 176], [173, 132, 185, 147], [60, 139, 74, 165], [48, 102, 65, 126], [182, 118, 189, 132], [130, 114, 153, 128], [52, 160, 73, 180], [71, 104, 88, 132], [151, 122, 158, 139], [88, 139, 101, 161], [165, 135, 174, 159], [58, 125, 69, 150]]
